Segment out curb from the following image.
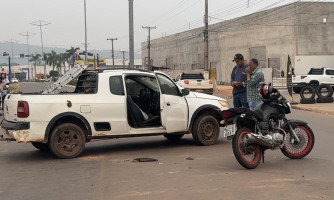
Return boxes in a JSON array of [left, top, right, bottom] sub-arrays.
[[291, 105, 334, 116]]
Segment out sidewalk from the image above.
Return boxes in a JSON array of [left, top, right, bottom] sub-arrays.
[[214, 85, 334, 116]]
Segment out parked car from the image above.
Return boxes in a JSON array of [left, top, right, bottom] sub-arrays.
[[293, 67, 334, 93], [0, 69, 229, 158], [11, 78, 18, 83], [175, 72, 214, 94]]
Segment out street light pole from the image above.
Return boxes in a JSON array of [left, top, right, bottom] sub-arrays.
[[19, 31, 35, 80], [204, 0, 209, 72], [84, 0, 88, 64], [30, 20, 50, 80], [129, 0, 134, 69]]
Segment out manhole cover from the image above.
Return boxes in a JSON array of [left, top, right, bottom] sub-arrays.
[[133, 158, 158, 162]]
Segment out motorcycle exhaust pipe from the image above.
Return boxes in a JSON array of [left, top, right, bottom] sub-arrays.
[[245, 133, 275, 148]]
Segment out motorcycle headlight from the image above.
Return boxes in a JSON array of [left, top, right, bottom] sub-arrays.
[[219, 100, 229, 108]]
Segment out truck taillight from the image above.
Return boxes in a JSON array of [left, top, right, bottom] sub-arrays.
[[184, 80, 189, 84], [209, 80, 213, 84], [17, 101, 29, 118]]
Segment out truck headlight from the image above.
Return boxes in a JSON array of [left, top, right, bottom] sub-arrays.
[[219, 100, 229, 108]]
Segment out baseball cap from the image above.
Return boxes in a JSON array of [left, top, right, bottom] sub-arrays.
[[232, 53, 244, 62]]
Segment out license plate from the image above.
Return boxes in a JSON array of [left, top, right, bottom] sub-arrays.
[[223, 124, 236, 137]]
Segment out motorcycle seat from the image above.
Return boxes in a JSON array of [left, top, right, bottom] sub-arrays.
[[227, 108, 263, 121]]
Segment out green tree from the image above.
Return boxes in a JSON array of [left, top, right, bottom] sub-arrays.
[[49, 70, 59, 78], [56, 53, 67, 75], [45, 50, 58, 71], [29, 53, 41, 79]]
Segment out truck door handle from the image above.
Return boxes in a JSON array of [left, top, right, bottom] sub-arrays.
[[166, 102, 171, 106]]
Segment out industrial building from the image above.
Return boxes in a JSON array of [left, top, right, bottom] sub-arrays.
[[141, 1, 334, 83]]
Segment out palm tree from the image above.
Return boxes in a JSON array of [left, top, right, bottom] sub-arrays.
[[29, 53, 41, 79], [46, 50, 58, 71], [56, 53, 67, 75]]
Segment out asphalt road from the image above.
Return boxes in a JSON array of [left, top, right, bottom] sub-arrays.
[[0, 82, 333, 200]]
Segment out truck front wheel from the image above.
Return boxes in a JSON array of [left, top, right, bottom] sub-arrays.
[[192, 115, 220, 146], [49, 123, 86, 159]]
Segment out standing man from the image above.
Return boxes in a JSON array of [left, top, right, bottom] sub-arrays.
[[246, 58, 264, 111], [231, 53, 248, 108]]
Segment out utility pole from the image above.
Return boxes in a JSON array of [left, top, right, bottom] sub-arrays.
[[19, 31, 35, 80], [30, 20, 50, 80], [203, 0, 209, 73], [129, 0, 134, 69], [84, 0, 88, 64], [142, 26, 156, 71], [107, 38, 118, 68], [120, 51, 127, 68]]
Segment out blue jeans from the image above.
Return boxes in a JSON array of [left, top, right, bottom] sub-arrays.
[[233, 92, 248, 108], [248, 100, 262, 111]]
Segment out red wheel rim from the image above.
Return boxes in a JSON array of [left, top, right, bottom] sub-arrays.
[[284, 126, 313, 157], [237, 131, 261, 165]]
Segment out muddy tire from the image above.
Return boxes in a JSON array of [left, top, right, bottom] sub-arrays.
[[300, 98, 316, 104], [232, 128, 261, 169], [281, 124, 314, 159], [192, 115, 220, 146], [316, 84, 333, 98], [300, 86, 315, 100], [49, 123, 86, 159], [163, 134, 184, 141], [293, 88, 301, 94], [316, 96, 334, 103], [31, 142, 49, 151]]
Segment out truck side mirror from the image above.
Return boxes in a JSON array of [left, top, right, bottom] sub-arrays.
[[181, 88, 190, 96]]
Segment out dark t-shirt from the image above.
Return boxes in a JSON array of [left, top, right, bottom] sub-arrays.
[[231, 64, 247, 94]]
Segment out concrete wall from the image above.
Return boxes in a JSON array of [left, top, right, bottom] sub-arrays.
[[142, 2, 334, 83]]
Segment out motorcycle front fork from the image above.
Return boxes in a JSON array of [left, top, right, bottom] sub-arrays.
[[281, 119, 301, 144]]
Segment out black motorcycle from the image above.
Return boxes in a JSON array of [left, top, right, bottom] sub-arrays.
[[222, 84, 314, 169]]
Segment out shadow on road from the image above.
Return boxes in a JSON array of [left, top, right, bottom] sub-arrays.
[[1, 136, 227, 162]]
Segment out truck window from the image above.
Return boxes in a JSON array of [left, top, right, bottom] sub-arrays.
[[326, 70, 334, 75], [180, 73, 204, 80], [308, 68, 324, 75], [156, 74, 180, 96], [75, 73, 98, 94], [110, 76, 125, 95]]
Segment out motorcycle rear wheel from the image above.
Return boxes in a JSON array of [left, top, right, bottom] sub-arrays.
[[281, 124, 314, 159], [232, 128, 261, 169]]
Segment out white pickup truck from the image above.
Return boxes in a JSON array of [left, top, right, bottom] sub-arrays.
[[0, 69, 229, 158], [175, 73, 213, 95], [293, 67, 334, 93]]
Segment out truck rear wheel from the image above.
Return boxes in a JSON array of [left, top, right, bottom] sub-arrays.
[[192, 115, 220, 146], [49, 123, 86, 159]]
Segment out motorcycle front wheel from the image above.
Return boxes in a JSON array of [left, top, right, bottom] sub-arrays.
[[232, 128, 261, 169], [281, 124, 314, 159]]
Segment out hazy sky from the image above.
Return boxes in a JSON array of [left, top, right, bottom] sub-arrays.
[[0, 0, 319, 54]]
